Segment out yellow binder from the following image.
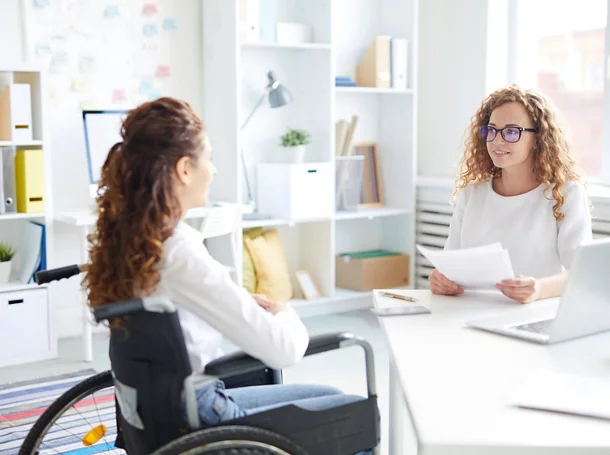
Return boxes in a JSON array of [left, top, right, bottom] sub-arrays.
[[15, 148, 45, 213]]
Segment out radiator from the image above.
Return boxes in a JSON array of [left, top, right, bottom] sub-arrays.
[[415, 179, 610, 289]]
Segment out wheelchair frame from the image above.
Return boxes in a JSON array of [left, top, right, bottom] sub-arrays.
[[19, 265, 381, 455]]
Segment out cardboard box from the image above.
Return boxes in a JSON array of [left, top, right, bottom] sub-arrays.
[[336, 251, 410, 291]]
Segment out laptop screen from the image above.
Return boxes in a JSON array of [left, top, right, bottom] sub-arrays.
[[82, 110, 127, 185]]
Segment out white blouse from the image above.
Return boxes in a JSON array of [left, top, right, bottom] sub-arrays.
[[152, 222, 309, 373], [445, 179, 592, 279]]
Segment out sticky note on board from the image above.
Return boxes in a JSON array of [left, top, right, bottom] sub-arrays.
[[143, 23, 158, 37], [52, 51, 68, 66], [34, 0, 51, 8], [147, 89, 163, 101], [112, 89, 127, 104], [139, 80, 154, 94], [155, 65, 170, 78], [71, 77, 88, 93], [162, 17, 178, 31], [79, 54, 95, 73], [142, 3, 158, 15], [104, 5, 120, 18], [35, 41, 52, 56]]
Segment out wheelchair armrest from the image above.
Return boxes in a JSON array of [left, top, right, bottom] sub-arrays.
[[205, 332, 376, 397]]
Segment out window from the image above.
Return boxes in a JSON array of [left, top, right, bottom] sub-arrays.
[[512, 0, 608, 180]]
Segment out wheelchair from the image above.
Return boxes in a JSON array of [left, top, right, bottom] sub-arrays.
[[19, 265, 380, 455]]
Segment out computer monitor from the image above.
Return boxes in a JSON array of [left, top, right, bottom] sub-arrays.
[[82, 110, 127, 198]]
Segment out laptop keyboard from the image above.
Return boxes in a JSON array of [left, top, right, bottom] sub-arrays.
[[513, 318, 555, 334]]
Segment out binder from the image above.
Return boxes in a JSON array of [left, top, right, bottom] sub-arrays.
[[391, 38, 408, 89], [15, 148, 45, 213], [356, 36, 392, 88], [0, 84, 33, 142], [1, 147, 17, 213], [0, 148, 4, 214]]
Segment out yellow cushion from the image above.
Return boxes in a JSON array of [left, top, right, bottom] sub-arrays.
[[244, 229, 293, 301], [242, 228, 264, 293]]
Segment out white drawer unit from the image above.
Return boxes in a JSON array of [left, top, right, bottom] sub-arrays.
[[0, 287, 55, 367], [257, 163, 334, 221]]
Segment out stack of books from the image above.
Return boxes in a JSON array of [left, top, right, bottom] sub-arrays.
[[335, 115, 358, 156], [335, 76, 357, 87]]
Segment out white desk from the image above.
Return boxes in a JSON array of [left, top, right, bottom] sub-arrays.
[[55, 205, 233, 362], [374, 290, 610, 455]]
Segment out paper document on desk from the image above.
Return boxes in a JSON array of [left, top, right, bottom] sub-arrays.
[[510, 372, 610, 420], [417, 243, 514, 289]]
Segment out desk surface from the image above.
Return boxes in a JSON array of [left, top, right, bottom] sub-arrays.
[[374, 290, 610, 453]]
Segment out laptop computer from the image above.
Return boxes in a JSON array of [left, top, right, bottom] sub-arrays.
[[467, 238, 610, 344], [82, 110, 127, 198]]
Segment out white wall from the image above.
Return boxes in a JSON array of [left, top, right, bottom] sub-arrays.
[[1, 0, 202, 338], [417, 0, 490, 178], [0, 1, 24, 63]]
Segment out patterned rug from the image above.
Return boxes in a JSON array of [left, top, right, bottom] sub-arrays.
[[0, 370, 121, 454]]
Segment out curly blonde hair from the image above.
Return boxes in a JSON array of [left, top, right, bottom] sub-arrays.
[[456, 85, 584, 221], [83, 98, 205, 310]]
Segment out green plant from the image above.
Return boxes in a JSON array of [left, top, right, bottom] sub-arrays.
[[0, 242, 16, 262], [280, 128, 310, 147]]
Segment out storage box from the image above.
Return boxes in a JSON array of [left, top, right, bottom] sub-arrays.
[[0, 287, 54, 367], [276, 22, 313, 44], [336, 251, 410, 291], [257, 163, 333, 220]]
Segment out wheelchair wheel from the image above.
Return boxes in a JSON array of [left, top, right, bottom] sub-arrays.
[[154, 425, 308, 455], [19, 370, 124, 455]]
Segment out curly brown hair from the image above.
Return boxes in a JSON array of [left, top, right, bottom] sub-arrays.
[[456, 85, 584, 221], [83, 97, 205, 309]]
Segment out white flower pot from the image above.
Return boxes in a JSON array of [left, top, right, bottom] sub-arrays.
[[285, 145, 306, 163], [0, 261, 12, 284]]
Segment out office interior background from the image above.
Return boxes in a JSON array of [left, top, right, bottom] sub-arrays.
[[1, 1, 610, 454]]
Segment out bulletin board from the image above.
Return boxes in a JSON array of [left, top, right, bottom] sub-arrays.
[[21, 0, 178, 110]]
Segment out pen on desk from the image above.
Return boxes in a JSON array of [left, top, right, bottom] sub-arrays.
[[379, 291, 419, 303]]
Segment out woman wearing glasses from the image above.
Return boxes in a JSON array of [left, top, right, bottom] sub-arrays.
[[429, 85, 592, 303]]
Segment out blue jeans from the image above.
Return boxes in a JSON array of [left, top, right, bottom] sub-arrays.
[[195, 379, 373, 454]]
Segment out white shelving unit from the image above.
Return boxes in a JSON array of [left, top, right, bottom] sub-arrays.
[[0, 66, 56, 367], [201, 0, 418, 313]]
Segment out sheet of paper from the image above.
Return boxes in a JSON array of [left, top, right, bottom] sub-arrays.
[[510, 372, 610, 420], [417, 243, 514, 289]]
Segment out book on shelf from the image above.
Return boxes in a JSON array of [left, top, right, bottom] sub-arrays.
[[335, 115, 358, 156], [335, 76, 357, 87]]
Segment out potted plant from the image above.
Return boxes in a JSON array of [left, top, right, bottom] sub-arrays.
[[280, 128, 310, 163], [0, 241, 16, 284]]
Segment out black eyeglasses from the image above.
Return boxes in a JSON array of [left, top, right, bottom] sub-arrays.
[[479, 126, 537, 143]]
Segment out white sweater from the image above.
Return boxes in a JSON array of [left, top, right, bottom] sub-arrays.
[[153, 222, 309, 373], [445, 179, 592, 279]]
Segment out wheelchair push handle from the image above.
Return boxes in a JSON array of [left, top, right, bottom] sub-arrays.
[[35, 264, 88, 284]]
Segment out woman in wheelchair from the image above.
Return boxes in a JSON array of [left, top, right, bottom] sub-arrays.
[[79, 97, 375, 454]]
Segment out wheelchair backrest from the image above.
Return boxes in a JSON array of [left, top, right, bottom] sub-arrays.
[[93, 297, 193, 455]]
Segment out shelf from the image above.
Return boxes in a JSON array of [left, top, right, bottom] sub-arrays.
[[334, 207, 410, 221], [0, 140, 43, 147], [0, 212, 46, 221], [0, 282, 46, 293], [334, 86, 413, 95], [242, 216, 332, 229], [241, 41, 331, 51]]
